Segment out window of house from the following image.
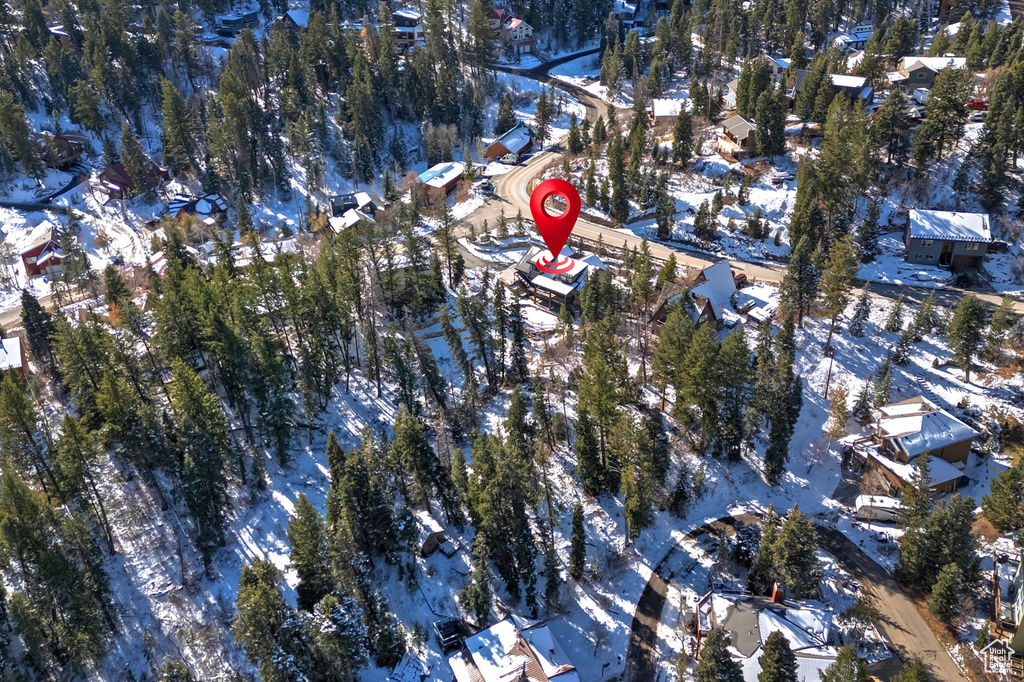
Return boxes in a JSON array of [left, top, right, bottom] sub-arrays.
[[927, 254, 934, 260], [918, 72, 926, 78], [920, 239, 933, 247], [964, 243, 979, 251]]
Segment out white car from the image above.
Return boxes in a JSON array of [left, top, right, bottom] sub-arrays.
[[499, 152, 520, 164]]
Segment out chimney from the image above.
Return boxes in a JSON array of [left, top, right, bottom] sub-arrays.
[[772, 583, 786, 603]]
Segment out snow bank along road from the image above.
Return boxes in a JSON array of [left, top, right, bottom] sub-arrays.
[[475, 52, 1024, 315], [623, 513, 969, 682]]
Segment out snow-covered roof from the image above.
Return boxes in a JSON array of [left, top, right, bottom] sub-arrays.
[[286, 9, 309, 26], [758, 606, 832, 653], [0, 337, 23, 372], [740, 649, 837, 682], [766, 55, 791, 69], [881, 409, 978, 458], [650, 98, 687, 117], [418, 162, 465, 189], [493, 124, 534, 154], [902, 56, 967, 72], [394, 8, 421, 19], [689, 260, 736, 321], [888, 70, 909, 82], [329, 208, 372, 231], [532, 274, 576, 296], [830, 73, 867, 88], [833, 30, 873, 44], [452, 618, 579, 682], [870, 449, 963, 487], [908, 209, 992, 243], [855, 494, 902, 510]]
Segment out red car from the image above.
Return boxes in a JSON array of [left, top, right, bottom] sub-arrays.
[[732, 269, 748, 288], [966, 99, 989, 111]]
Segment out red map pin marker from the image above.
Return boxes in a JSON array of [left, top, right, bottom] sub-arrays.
[[530, 178, 582, 274]]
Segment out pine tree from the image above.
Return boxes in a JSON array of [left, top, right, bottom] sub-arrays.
[[929, 562, 964, 625], [495, 93, 516, 135], [567, 113, 584, 155], [755, 87, 787, 160], [780, 236, 818, 327], [0, 92, 45, 179], [820, 234, 859, 346], [885, 295, 905, 333], [851, 382, 873, 425], [847, 285, 871, 337], [776, 504, 822, 598], [288, 493, 332, 611], [169, 359, 230, 568], [858, 199, 880, 262], [20, 288, 56, 372], [119, 122, 153, 198], [947, 295, 987, 382], [891, 661, 929, 682], [234, 559, 310, 680], [570, 502, 586, 580], [749, 507, 780, 594], [460, 537, 492, 626], [575, 409, 604, 495], [983, 460, 1024, 532], [820, 647, 870, 682], [758, 630, 799, 682], [898, 455, 933, 529], [673, 107, 694, 166], [695, 628, 744, 682], [872, 356, 893, 408]]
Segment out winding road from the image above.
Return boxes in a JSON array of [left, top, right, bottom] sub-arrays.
[[623, 513, 969, 682], [465, 52, 1024, 314]]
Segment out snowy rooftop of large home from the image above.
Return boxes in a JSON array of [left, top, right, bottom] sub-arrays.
[[901, 56, 967, 72], [493, 123, 534, 154], [834, 30, 873, 44], [449, 617, 579, 682], [879, 407, 978, 459], [766, 54, 791, 69], [908, 209, 992, 243], [418, 162, 465, 188], [649, 98, 687, 117], [328, 208, 372, 231], [707, 593, 838, 682], [0, 337, 23, 373], [394, 8, 421, 19], [690, 260, 736, 321], [869, 448, 963, 487], [830, 73, 867, 88]]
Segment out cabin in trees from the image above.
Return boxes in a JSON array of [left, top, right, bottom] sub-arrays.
[[498, 16, 535, 54], [21, 229, 63, 278], [695, 590, 839, 680], [278, 9, 308, 30], [904, 209, 992, 272], [417, 162, 467, 204], [167, 194, 228, 222], [215, 10, 259, 37], [328, 191, 380, 217], [487, 123, 534, 159], [29, 132, 84, 170], [865, 396, 976, 493], [393, 9, 424, 51], [648, 98, 687, 125], [889, 56, 967, 90], [98, 161, 169, 198], [448, 617, 579, 682], [651, 260, 738, 332], [512, 245, 606, 315], [0, 335, 28, 383], [717, 116, 757, 159], [830, 26, 873, 53], [791, 71, 873, 107], [764, 54, 791, 76]]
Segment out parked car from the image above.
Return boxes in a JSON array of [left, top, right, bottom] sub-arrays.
[[477, 180, 494, 193], [966, 99, 989, 111], [499, 152, 520, 164], [732, 269, 748, 288], [970, 112, 985, 122]]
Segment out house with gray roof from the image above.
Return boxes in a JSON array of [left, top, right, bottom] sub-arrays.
[[904, 209, 992, 272]]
